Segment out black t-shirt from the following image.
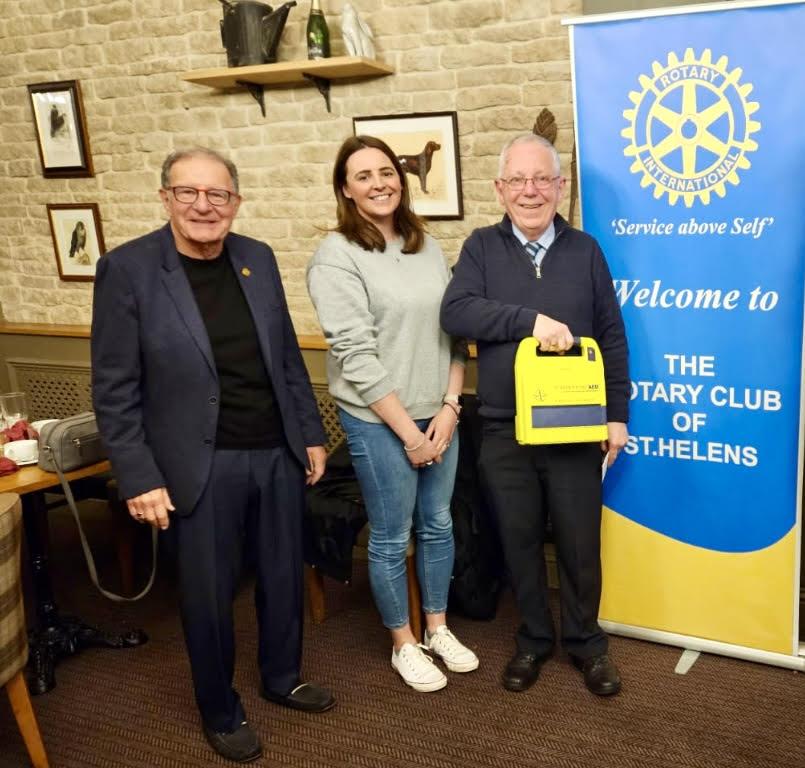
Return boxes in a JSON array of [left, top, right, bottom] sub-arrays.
[[180, 249, 284, 449]]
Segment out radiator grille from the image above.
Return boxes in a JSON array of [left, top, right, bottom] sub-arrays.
[[5, 360, 92, 420], [313, 385, 345, 454], [7, 363, 344, 454]]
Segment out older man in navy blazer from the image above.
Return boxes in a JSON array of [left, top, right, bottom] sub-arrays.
[[92, 147, 333, 763]]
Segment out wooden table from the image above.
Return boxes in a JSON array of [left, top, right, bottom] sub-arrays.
[[0, 460, 111, 495], [1, 460, 147, 694]]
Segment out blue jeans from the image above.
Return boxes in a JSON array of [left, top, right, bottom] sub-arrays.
[[339, 409, 459, 629]]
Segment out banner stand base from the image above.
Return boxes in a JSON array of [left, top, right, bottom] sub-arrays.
[[674, 649, 701, 675], [601, 621, 805, 671]]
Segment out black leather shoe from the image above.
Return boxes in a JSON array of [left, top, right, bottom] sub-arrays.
[[502, 651, 545, 692], [571, 653, 621, 696], [261, 682, 336, 712], [202, 720, 262, 763]]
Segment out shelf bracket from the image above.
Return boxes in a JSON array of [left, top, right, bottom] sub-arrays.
[[236, 81, 266, 117], [302, 74, 332, 113]]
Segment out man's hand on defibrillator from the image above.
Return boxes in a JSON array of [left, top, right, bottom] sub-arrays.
[[532, 314, 574, 352], [126, 487, 174, 530]]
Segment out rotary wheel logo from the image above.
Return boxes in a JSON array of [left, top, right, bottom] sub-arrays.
[[622, 48, 760, 207]]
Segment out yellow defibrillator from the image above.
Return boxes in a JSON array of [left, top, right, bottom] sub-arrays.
[[514, 336, 608, 445]]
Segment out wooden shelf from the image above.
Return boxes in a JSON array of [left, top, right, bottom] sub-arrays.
[[181, 56, 394, 114], [182, 55, 393, 88]]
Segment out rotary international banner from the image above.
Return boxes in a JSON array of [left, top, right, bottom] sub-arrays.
[[568, 1, 805, 660]]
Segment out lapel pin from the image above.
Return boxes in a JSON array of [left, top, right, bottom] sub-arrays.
[[241, 267, 251, 277]]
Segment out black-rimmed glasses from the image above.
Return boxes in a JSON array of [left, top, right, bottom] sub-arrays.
[[169, 186, 238, 206]]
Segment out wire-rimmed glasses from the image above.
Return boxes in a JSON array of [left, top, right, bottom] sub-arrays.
[[498, 175, 562, 192]]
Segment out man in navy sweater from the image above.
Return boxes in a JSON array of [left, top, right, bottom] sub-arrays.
[[441, 134, 629, 696]]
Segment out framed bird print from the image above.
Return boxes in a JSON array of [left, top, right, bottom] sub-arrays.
[[46, 203, 105, 281], [353, 112, 464, 220], [28, 80, 94, 178]]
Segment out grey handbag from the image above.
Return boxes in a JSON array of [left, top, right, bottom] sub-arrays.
[[38, 411, 157, 603], [38, 411, 105, 472]]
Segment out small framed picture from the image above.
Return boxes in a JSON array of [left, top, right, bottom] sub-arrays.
[[46, 203, 105, 281], [353, 111, 464, 220], [28, 80, 94, 178]]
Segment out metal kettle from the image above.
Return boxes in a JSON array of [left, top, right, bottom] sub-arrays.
[[219, 0, 297, 67]]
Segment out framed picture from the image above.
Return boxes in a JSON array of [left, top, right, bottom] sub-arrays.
[[46, 203, 105, 281], [353, 111, 464, 220], [28, 80, 94, 178]]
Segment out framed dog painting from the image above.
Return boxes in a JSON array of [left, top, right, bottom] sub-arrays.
[[353, 112, 464, 220]]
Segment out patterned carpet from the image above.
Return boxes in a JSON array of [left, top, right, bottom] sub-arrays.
[[1, 504, 803, 768]]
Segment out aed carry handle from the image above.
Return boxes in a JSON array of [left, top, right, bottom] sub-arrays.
[[535, 336, 583, 356]]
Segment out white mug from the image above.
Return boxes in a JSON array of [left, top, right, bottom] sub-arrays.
[[4, 439, 39, 464]]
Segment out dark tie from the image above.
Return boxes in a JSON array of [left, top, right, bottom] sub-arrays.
[[524, 241, 544, 278]]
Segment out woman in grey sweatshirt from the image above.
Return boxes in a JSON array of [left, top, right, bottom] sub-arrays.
[[307, 135, 479, 692]]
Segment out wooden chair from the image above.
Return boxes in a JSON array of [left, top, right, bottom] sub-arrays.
[[306, 392, 422, 641], [0, 493, 50, 768]]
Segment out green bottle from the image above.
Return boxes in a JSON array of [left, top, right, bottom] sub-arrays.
[[306, 0, 330, 59]]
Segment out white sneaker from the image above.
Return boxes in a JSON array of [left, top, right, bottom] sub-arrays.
[[391, 643, 447, 692], [425, 625, 480, 673]]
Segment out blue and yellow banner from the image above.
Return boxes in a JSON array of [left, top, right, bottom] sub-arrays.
[[568, 1, 805, 657]]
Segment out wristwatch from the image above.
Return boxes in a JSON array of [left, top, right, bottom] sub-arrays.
[[443, 394, 460, 405]]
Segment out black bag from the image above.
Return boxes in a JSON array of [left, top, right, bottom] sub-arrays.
[[448, 396, 504, 620], [303, 442, 367, 582]]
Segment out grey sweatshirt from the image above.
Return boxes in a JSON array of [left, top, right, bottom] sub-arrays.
[[307, 231, 466, 423]]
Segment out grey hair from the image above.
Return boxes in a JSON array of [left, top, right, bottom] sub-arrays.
[[497, 134, 561, 178], [160, 147, 240, 193]]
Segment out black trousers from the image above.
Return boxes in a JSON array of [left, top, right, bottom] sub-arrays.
[[172, 446, 305, 732], [479, 420, 608, 659]]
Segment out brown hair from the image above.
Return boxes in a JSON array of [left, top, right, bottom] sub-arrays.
[[332, 135, 424, 254]]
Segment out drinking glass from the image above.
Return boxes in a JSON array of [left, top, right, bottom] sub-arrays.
[[0, 392, 29, 429]]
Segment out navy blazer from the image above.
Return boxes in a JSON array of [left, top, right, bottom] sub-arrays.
[[91, 224, 326, 513]]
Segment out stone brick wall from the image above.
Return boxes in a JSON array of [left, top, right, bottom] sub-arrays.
[[0, 0, 581, 333]]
